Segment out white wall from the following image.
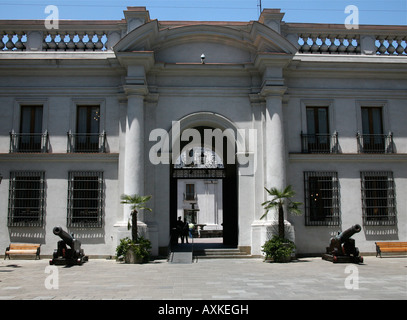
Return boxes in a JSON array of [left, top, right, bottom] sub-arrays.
[[177, 179, 223, 229]]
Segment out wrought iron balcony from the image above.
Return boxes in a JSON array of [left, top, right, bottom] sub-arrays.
[[356, 132, 394, 153], [301, 132, 339, 154], [183, 192, 197, 202], [9, 131, 49, 153], [67, 131, 106, 153]]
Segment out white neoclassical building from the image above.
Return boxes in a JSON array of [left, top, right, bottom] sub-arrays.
[[0, 7, 406, 257]]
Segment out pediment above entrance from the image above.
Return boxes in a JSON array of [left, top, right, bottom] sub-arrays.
[[113, 20, 297, 64]]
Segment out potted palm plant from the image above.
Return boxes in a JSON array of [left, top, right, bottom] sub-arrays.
[[118, 194, 152, 263], [260, 185, 302, 262]]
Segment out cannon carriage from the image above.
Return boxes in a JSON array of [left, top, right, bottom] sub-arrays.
[[49, 226, 88, 265], [322, 224, 364, 264]]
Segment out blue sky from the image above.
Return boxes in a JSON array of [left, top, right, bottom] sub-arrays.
[[0, 0, 406, 25]]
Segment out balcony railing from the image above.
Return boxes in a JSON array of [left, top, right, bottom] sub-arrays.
[[1, 14, 406, 55], [184, 193, 197, 202], [67, 131, 106, 153], [0, 22, 121, 52], [301, 132, 338, 154], [9, 131, 49, 153], [356, 132, 394, 153], [286, 24, 407, 56]]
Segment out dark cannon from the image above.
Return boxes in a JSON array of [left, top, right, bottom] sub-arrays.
[[49, 226, 88, 265], [322, 224, 364, 264]]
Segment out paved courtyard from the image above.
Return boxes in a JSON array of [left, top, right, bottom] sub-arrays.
[[0, 255, 406, 300]]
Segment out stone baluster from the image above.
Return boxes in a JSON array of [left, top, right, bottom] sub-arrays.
[[346, 37, 356, 54], [94, 31, 104, 50], [337, 36, 347, 54], [57, 32, 68, 51], [328, 35, 338, 53], [45, 32, 57, 51], [386, 37, 396, 55], [320, 35, 329, 53], [76, 32, 86, 51], [5, 33, 15, 50], [300, 34, 311, 53], [66, 33, 76, 51], [395, 37, 406, 55], [85, 33, 95, 51], [14, 32, 26, 50], [310, 35, 319, 53]]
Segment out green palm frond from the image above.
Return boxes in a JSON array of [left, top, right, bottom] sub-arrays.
[[120, 194, 152, 212], [261, 185, 302, 220]]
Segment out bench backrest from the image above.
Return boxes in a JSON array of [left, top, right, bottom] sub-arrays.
[[9, 243, 41, 250], [376, 242, 407, 247]]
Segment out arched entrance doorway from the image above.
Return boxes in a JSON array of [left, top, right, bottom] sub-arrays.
[[169, 120, 238, 247]]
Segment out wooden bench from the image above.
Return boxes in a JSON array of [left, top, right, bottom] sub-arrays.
[[375, 242, 407, 258], [4, 243, 41, 260]]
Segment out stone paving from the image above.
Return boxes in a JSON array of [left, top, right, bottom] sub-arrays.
[[0, 255, 406, 300]]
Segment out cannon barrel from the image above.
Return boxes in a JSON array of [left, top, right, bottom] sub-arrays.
[[336, 224, 361, 243], [53, 226, 74, 248]]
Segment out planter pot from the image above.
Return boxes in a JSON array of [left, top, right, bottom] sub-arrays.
[[125, 245, 143, 264], [276, 243, 292, 263], [275, 254, 291, 263]]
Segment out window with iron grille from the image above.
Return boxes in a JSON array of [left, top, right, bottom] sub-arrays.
[[304, 171, 340, 226], [8, 171, 46, 227], [361, 171, 396, 226], [67, 171, 103, 227]]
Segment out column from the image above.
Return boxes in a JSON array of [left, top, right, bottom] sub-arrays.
[[263, 86, 287, 221], [123, 91, 147, 225], [114, 90, 147, 245], [261, 86, 295, 243]]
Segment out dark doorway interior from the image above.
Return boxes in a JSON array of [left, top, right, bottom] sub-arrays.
[[169, 126, 238, 247]]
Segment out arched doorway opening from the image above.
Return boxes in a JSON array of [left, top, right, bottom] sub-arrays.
[[170, 124, 238, 248]]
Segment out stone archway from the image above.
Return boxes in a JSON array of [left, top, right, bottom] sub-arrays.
[[168, 113, 242, 247]]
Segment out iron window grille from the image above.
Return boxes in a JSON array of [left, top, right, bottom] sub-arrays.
[[304, 171, 340, 226], [8, 171, 46, 227], [67, 171, 104, 228], [361, 171, 396, 226]]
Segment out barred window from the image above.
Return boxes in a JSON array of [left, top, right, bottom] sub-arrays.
[[8, 171, 46, 227], [361, 171, 396, 226], [304, 171, 340, 226], [67, 171, 103, 227]]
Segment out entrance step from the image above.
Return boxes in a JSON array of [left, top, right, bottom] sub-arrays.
[[168, 251, 193, 264], [168, 243, 193, 264], [193, 248, 251, 259]]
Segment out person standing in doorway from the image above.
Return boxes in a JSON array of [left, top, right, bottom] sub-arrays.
[[176, 216, 184, 243], [183, 218, 189, 244]]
